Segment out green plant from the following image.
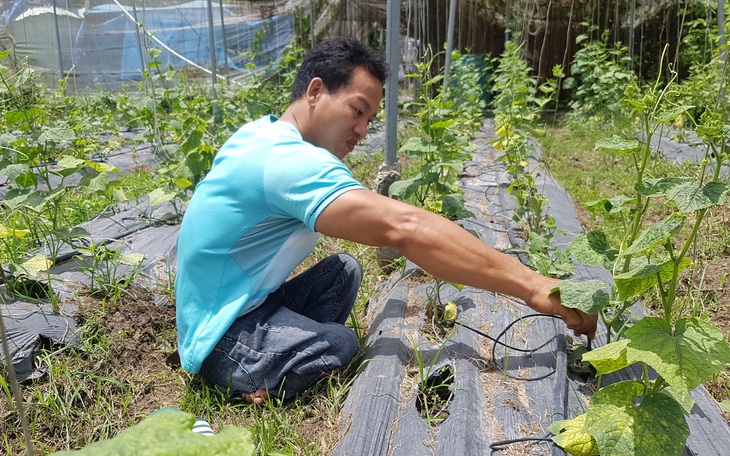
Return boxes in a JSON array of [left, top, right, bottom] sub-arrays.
[[410, 336, 455, 426], [424, 274, 463, 333], [0, 50, 45, 133], [76, 241, 144, 301], [490, 41, 557, 240], [388, 48, 477, 220], [50, 408, 255, 455], [550, 64, 730, 456], [563, 27, 635, 121]]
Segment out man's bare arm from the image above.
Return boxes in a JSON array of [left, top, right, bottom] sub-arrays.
[[315, 189, 597, 338]]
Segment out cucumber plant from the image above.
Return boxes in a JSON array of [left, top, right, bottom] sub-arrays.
[[550, 70, 730, 456], [490, 41, 572, 277], [388, 49, 478, 220]]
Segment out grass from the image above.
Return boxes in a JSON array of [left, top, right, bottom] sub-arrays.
[[0, 149, 388, 455]]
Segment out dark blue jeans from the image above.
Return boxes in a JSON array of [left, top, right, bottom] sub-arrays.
[[199, 253, 362, 400]]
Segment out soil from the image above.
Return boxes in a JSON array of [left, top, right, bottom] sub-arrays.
[[72, 286, 183, 411]]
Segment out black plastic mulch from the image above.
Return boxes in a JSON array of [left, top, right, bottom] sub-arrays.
[[333, 119, 730, 456]]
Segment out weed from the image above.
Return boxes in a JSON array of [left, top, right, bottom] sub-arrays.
[[75, 241, 144, 301]]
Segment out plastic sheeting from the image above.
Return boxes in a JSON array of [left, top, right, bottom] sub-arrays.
[[3, 0, 295, 89], [0, 299, 79, 382]]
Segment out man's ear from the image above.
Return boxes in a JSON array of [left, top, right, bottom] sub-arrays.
[[305, 77, 325, 105]]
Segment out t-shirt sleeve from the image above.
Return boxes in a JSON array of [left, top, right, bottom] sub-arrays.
[[263, 148, 365, 230]]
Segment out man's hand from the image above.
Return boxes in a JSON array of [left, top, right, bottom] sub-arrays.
[[527, 276, 598, 339]]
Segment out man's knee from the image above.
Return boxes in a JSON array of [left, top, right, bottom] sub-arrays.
[[335, 252, 363, 286], [323, 324, 360, 367]]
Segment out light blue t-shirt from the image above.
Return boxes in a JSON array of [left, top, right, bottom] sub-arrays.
[[175, 115, 365, 374]]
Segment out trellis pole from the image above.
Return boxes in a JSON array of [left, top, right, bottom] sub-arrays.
[[443, 0, 457, 92], [206, 0, 219, 120], [52, 0, 64, 80], [218, 1, 229, 69], [628, 0, 636, 71], [384, 0, 400, 166], [719, 0, 726, 54]]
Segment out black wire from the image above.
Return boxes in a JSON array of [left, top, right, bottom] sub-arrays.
[[439, 313, 593, 452]]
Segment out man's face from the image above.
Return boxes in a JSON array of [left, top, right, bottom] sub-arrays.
[[307, 67, 383, 160]]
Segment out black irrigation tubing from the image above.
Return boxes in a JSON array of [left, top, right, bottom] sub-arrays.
[[441, 313, 593, 379], [440, 314, 591, 453], [442, 313, 560, 381], [488, 435, 554, 452]]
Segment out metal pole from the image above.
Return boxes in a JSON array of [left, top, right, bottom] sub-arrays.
[[206, 0, 219, 121], [218, 0, 229, 70], [628, 0, 635, 71], [384, 0, 400, 166], [131, 2, 146, 77], [52, 0, 64, 80], [719, 0, 726, 55], [443, 0, 457, 92], [310, 0, 315, 47]]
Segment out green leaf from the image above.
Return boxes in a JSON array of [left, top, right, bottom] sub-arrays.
[[638, 178, 729, 212], [429, 119, 456, 130], [5, 108, 42, 125], [568, 232, 618, 269], [549, 414, 600, 456], [399, 137, 432, 157], [57, 155, 86, 169], [669, 180, 729, 212], [585, 194, 635, 213], [111, 188, 128, 202], [662, 386, 695, 415], [149, 188, 176, 207], [38, 127, 76, 142], [595, 136, 641, 154], [625, 317, 730, 393], [582, 339, 631, 375], [174, 178, 193, 189], [181, 129, 204, 155], [613, 257, 691, 300], [4, 188, 59, 211], [636, 177, 690, 197], [15, 169, 38, 188], [0, 225, 31, 239], [584, 381, 688, 456], [0, 163, 30, 180], [119, 252, 145, 266], [388, 175, 423, 200], [553, 279, 610, 315], [86, 160, 118, 173], [622, 215, 686, 256], [436, 160, 465, 174], [654, 105, 693, 123], [54, 155, 86, 177], [438, 193, 474, 219], [80, 172, 110, 193], [51, 408, 255, 455]]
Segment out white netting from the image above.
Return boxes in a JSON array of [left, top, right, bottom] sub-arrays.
[[1, 0, 315, 91]]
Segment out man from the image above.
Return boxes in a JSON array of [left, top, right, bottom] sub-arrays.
[[175, 37, 597, 405]]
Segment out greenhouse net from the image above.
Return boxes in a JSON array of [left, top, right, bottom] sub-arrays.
[[0, 0, 306, 91]]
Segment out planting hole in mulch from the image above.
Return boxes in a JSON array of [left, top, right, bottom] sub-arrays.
[[415, 364, 454, 425]]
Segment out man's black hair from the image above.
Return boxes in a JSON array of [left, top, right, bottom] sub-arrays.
[[290, 36, 388, 103]]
